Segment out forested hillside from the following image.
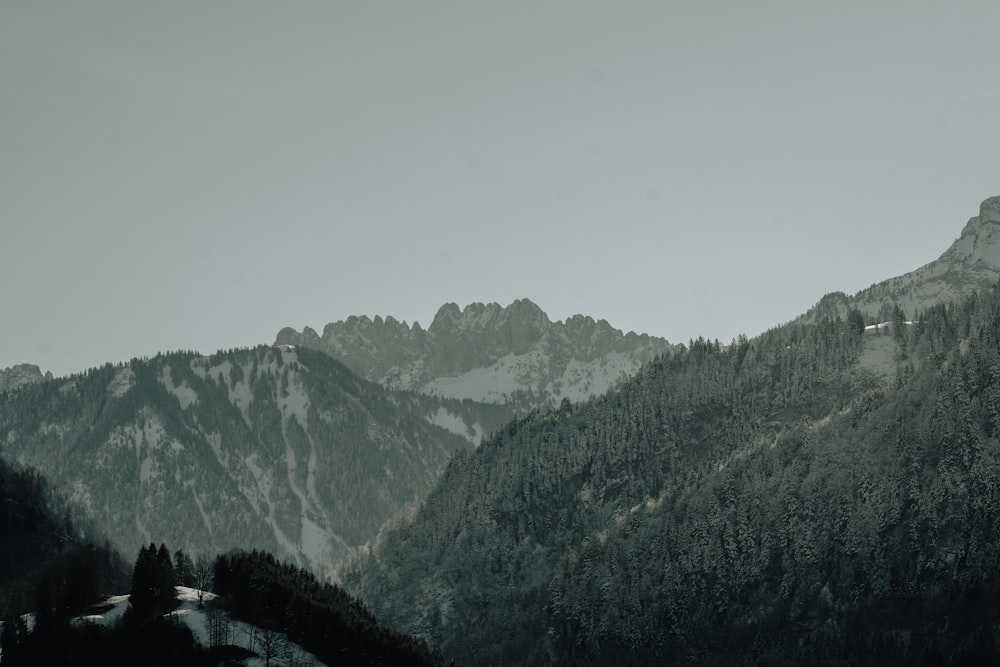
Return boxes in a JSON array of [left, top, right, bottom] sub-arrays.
[[214, 550, 447, 666], [345, 283, 1000, 665], [0, 346, 476, 570], [3, 539, 445, 666], [1, 457, 129, 645]]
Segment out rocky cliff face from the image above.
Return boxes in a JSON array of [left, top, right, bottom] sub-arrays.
[[0, 347, 470, 570], [805, 196, 1000, 323], [0, 364, 53, 392], [276, 299, 674, 409]]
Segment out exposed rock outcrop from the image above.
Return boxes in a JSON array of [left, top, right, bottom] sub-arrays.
[[0, 364, 52, 392], [276, 299, 674, 408], [804, 196, 1000, 323]]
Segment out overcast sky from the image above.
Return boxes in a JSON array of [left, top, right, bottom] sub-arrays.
[[3, 2, 999, 377]]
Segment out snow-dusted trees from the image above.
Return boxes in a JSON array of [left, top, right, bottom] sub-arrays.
[[345, 282, 1000, 665]]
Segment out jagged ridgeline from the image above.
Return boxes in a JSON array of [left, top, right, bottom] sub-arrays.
[[343, 282, 1000, 665], [0, 346, 481, 571], [276, 298, 675, 410]]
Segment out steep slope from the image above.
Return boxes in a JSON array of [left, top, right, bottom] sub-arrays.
[[0, 346, 470, 571], [0, 457, 130, 619], [544, 295, 1000, 664], [344, 262, 1000, 661], [343, 316, 875, 664], [276, 298, 674, 410], [805, 196, 1000, 323]]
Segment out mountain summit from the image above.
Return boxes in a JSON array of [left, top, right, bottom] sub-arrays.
[[807, 196, 1000, 322], [275, 299, 673, 409], [0, 364, 52, 392]]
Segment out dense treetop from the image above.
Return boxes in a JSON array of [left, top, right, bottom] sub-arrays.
[[346, 282, 1000, 665]]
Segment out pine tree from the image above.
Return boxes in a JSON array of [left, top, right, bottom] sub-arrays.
[[130, 544, 157, 615], [173, 549, 195, 588], [155, 543, 175, 609]]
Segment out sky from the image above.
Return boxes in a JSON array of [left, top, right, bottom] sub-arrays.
[[2, 1, 999, 377]]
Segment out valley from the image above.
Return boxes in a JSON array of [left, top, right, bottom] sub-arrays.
[[3, 196, 1000, 664]]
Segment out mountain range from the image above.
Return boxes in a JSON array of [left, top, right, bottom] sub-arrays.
[[0, 302, 659, 573], [338, 196, 1000, 665], [3, 196, 1000, 664], [275, 297, 674, 410]]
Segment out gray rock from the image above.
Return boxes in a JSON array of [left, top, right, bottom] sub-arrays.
[[0, 364, 52, 392], [276, 299, 675, 408]]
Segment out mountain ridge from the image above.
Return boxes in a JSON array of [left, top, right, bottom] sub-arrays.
[[341, 195, 1000, 665], [0, 346, 475, 571], [804, 196, 1000, 324], [276, 298, 674, 409]]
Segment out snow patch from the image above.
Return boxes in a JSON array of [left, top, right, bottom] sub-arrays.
[[278, 370, 310, 427], [108, 367, 135, 398], [422, 352, 537, 403], [192, 489, 214, 534], [72, 588, 322, 667], [160, 365, 198, 409], [427, 407, 482, 445], [552, 350, 638, 403], [139, 455, 155, 483], [281, 433, 333, 569], [300, 515, 330, 570], [422, 348, 641, 406], [245, 454, 298, 558]]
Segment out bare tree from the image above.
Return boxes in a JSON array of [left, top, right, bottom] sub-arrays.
[[243, 623, 257, 653], [258, 627, 288, 667], [193, 556, 213, 608], [207, 605, 230, 647]]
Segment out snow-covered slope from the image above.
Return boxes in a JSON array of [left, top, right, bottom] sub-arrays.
[[276, 299, 674, 410], [0, 347, 469, 571], [73, 587, 323, 667]]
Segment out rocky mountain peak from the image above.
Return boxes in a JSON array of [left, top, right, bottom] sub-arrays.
[[0, 363, 53, 392], [275, 299, 673, 408], [430, 302, 463, 327], [803, 195, 1000, 324], [979, 195, 1000, 225], [942, 195, 1000, 270]]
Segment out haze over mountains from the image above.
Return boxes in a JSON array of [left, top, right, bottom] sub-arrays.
[[3, 196, 1000, 664]]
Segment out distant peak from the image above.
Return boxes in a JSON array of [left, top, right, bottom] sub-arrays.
[[432, 302, 463, 322], [429, 299, 545, 326], [507, 298, 545, 316], [980, 196, 1000, 225], [0, 363, 52, 391]]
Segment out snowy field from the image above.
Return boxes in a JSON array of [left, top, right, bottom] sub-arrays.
[[71, 586, 323, 666]]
